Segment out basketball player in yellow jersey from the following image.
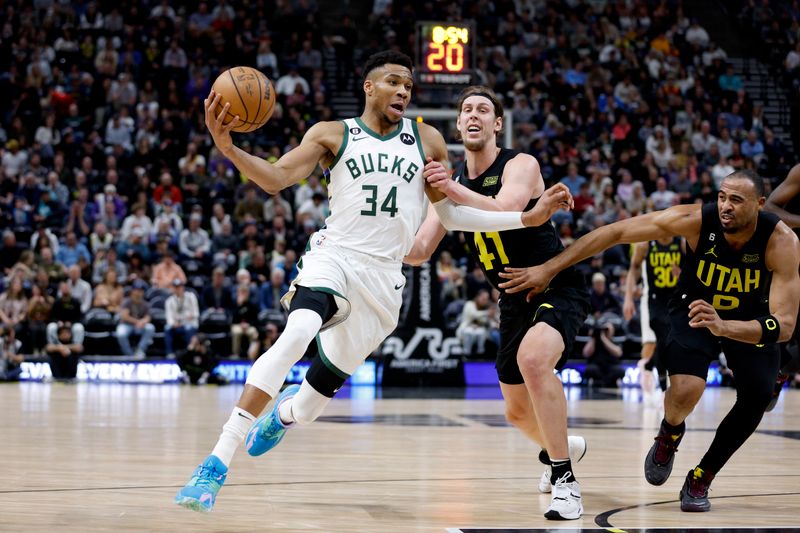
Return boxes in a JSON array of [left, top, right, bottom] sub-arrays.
[[499, 169, 800, 513], [175, 50, 571, 512], [623, 235, 684, 407]]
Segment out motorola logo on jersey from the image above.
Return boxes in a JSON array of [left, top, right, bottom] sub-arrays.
[[400, 133, 416, 145], [350, 127, 362, 135]]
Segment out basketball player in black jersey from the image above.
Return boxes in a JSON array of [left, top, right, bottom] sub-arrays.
[[499, 169, 800, 513], [623, 236, 684, 406], [764, 163, 800, 410], [406, 86, 591, 520]]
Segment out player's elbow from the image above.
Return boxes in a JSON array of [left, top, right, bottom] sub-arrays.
[[778, 315, 796, 343]]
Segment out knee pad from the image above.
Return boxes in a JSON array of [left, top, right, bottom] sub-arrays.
[[305, 354, 347, 398], [290, 285, 337, 324], [290, 380, 333, 425]]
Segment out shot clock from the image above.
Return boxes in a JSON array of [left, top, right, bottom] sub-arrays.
[[415, 21, 474, 85]]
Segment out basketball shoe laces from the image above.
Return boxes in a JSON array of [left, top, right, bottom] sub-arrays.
[[193, 463, 225, 491], [653, 430, 681, 464], [686, 467, 714, 498]]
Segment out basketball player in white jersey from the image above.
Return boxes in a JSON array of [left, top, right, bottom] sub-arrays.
[[175, 50, 572, 512]]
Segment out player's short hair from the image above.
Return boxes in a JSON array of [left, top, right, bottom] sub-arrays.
[[456, 86, 504, 118], [725, 169, 765, 197], [362, 51, 413, 80]]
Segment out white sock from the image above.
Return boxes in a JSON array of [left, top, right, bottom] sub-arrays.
[[278, 398, 295, 425], [210, 406, 256, 468]]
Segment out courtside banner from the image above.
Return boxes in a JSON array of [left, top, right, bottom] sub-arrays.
[[381, 257, 465, 386]]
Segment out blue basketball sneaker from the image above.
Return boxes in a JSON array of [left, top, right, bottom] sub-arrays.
[[245, 384, 300, 456], [174, 455, 228, 512]]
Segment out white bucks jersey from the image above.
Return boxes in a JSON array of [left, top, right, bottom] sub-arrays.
[[320, 117, 427, 262]]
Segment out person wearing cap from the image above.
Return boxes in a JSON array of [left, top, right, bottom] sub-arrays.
[[116, 280, 155, 359], [178, 213, 211, 264], [151, 250, 187, 290], [165, 278, 199, 358]]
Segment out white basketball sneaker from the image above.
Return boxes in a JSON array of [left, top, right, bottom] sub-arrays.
[[544, 475, 583, 520], [538, 435, 588, 493]]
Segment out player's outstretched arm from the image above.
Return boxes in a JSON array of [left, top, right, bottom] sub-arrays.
[[623, 242, 648, 322], [499, 204, 701, 299], [205, 91, 334, 194], [404, 203, 448, 266], [690, 225, 800, 343], [764, 164, 800, 228]]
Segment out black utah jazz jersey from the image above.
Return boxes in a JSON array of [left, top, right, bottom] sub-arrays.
[[645, 237, 682, 303], [455, 148, 581, 302], [673, 202, 779, 321]]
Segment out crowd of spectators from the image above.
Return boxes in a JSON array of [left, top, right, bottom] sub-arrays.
[[0, 0, 346, 375], [0, 0, 795, 388]]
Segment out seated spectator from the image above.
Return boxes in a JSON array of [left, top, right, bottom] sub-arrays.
[[263, 193, 293, 224], [212, 219, 239, 272], [152, 200, 183, 239], [259, 267, 289, 312], [456, 289, 497, 357], [165, 279, 199, 358], [248, 250, 271, 287], [116, 226, 151, 263], [67, 265, 92, 314], [92, 247, 128, 285], [89, 222, 115, 254], [0, 276, 28, 342], [39, 246, 66, 285], [26, 284, 53, 355], [92, 269, 124, 313], [151, 250, 187, 289], [120, 203, 153, 243], [589, 272, 621, 319], [234, 268, 259, 305], [740, 130, 764, 162], [231, 284, 260, 360], [1, 230, 23, 275], [260, 322, 280, 357], [201, 267, 234, 313], [46, 281, 84, 354], [296, 192, 328, 229], [178, 213, 211, 264], [582, 318, 625, 388], [46, 323, 83, 382], [116, 280, 155, 359], [126, 253, 151, 285], [209, 203, 231, 237], [650, 177, 677, 210], [0, 325, 24, 381], [56, 231, 92, 269], [6, 250, 36, 285], [234, 187, 264, 223]]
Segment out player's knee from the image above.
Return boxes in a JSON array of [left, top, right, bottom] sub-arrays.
[[517, 350, 557, 378]]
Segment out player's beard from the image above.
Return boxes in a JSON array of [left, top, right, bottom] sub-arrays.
[[463, 137, 486, 152]]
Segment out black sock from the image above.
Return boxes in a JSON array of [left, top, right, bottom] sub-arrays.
[[550, 459, 576, 484], [538, 449, 550, 465], [661, 418, 685, 436]]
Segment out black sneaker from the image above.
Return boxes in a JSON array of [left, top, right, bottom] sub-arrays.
[[644, 426, 683, 485], [765, 372, 789, 412], [680, 467, 714, 512]]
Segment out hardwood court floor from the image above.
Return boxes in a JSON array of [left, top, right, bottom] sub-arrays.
[[1, 382, 799, 532]]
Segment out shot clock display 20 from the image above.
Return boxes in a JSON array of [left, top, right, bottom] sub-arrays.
[[416, 21, 474, 85]]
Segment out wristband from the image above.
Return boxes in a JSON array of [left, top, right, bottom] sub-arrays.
[[756, 315, 780, 344]]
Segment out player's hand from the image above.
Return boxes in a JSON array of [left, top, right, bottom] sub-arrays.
[[204, 91, 240, 156], [497, 264, 554, 301], [688, 299, 725, 336], [521, 183, 573, 227], [623, 297, 635, 322], [423, 157, 454, 194]]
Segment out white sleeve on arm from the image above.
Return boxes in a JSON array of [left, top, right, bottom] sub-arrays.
[[432, 198, 525, 232]]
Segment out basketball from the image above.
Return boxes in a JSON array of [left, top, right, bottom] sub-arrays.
[[211, 66, 276, 133]]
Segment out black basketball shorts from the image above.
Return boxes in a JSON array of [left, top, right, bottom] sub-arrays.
[[496, 285, 591, 385]]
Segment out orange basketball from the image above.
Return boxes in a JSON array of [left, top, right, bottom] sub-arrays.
[[211, 66, 276, 133]]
